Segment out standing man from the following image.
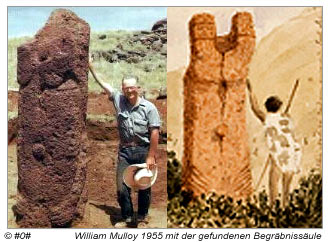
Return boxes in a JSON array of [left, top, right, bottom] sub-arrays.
[[247, 79, 302, 207], [89, 63, 161, 228]]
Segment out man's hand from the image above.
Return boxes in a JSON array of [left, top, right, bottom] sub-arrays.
[[146, 155, 156, 170], [146, 128, 159, 170]]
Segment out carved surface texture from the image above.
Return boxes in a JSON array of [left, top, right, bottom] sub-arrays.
[[183, 12, 255, 198], [16, 9, 90, 227]]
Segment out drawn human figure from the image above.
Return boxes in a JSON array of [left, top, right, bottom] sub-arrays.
[[247, 79, 302, 207]]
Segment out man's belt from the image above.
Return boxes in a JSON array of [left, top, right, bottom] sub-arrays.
[[120, 141, 149, 148]]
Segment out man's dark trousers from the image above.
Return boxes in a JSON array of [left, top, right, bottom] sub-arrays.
[[116, 145, 151, 219]]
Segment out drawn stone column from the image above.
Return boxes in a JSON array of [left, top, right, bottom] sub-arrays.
[[183, 12, 255, 198], [15, 9, 90, 227]]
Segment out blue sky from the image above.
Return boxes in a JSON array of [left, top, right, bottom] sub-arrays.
[[8, 7, 167, 38]]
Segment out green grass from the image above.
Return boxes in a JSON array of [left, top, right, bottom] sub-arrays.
[[8, 36, 32, 90], [89, 30, 166, 93], [89, 56, 166, 93], [8, 111, 18, 120], [90, 30, 148, 53], [8, 30, 166, 93]]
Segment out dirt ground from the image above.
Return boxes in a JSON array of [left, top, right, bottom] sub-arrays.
[[8, 91, 167, 228]]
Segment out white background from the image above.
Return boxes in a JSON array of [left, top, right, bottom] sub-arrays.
[[1, 0, 328, 241]]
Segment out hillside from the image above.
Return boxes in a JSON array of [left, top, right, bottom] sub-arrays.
[[247, 7, 322, 189], [8, 29, 167, 96]]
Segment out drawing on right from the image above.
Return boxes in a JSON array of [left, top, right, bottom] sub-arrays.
[[167, 7, 322, 228]]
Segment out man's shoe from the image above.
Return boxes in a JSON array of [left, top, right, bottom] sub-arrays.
[[137, 215, 150, 229], [114, 217, 133, 228]]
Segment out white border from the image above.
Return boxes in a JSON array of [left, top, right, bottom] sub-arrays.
[[2, 0, 328, 241]]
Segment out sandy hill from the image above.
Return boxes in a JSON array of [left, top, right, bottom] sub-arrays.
[[167, 7, 322, 191]]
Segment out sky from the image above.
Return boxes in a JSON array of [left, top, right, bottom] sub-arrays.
[[8, 7, 167, 38]]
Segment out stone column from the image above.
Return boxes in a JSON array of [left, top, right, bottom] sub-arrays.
[[183, 12, 255, 198], [15, 9, 90, 227]]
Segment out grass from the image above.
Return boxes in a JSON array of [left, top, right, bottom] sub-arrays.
[[90, 30, 148, 53], [9, 30, 166, 93], [167, 151, 322, 228], [8, 36, 32, 91], [8, 111, 18, 121], [89, 56, 166, 93]]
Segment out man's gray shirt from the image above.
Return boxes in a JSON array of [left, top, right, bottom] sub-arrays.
[[110, 90, 161, 145]]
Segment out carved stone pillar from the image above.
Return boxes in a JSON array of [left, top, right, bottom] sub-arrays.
[[183, 12, 255, 198], [16, 9, 90, 227]]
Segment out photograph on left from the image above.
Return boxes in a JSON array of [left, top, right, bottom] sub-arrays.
[[8, 7, 167, 228]]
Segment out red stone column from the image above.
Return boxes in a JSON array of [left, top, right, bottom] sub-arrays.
[[15, 9, 90, 227]]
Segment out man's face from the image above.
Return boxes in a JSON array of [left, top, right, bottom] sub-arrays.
[[122, 78, 139, 101]]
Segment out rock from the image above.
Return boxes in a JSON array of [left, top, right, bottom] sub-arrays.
[[110, 54, 118, 63], [101, 51, 112, 62], [144, 66, 152, 72], [116, 51, 129, 60], [98, 34, 106, 40], [152, 40, 163, 52], [151, 18, 167, 32], [157, 87, 167, 100], [127, 50, 146, 57], [116, 43, 123, 50], [126, 56, 140, 64], [140, 37, 152, 45], [160, 36, 167, 44], [90, 20, 167, 65], [16, 9, 90, 228]]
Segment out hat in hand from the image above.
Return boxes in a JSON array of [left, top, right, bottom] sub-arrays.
[[123, 163, 158, 190]]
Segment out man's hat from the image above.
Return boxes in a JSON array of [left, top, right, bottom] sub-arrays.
[[123, 163, 158, 190]]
